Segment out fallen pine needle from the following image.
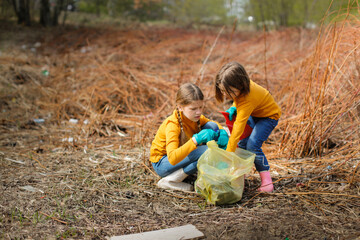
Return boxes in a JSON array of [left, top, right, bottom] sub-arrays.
[[20, 153, 47, 170], [140, 161, 159, 178], [39, 211, 68, 225], [239, 192, 263, 209]]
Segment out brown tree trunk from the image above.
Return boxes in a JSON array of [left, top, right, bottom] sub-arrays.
[[12, 0, 31, 26], [52, 0, 64, 26], [96, 0, 101, 17], [40, 0, 63, 27], [40, 0, 51, 26]]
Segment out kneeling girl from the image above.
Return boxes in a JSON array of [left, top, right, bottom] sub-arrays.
[[150, 83, 229, 191]]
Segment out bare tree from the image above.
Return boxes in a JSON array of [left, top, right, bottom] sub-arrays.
[[40, 0, 64, 27], [11, 0, 31, 26], [40, 0, 50, 26], [52, 0, 64, 26], [278, 0, 294, 27]]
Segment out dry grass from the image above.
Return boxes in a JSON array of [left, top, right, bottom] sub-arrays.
[[0, 4, 359, 239]]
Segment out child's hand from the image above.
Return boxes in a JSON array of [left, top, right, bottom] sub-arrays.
[[225, 106, 237, 121], [217, 129, 229, 149], [193, 129, 218, 145]]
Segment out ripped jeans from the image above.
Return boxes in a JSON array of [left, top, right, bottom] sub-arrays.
[[238, 116, 278, 172]]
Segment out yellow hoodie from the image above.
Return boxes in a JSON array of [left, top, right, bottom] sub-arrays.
[[226, 80, 281, 152], [150, 110, 223, 165]]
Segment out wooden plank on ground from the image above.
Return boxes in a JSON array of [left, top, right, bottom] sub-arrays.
[[110, 224, 204, 240]]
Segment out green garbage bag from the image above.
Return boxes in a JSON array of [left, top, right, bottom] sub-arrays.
[[195, 140, 255, 205]]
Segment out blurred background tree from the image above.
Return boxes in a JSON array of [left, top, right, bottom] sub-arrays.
[[10, 0, 31, 26], [1, 0, 357, 28], [240, 0, 354, 30], [165, 0, 228, 25]]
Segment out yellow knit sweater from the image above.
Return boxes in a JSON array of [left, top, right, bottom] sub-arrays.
[[150, 110, 222, 165], [226, 80, 281, 152]]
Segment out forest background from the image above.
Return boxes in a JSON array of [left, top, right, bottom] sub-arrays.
[[2, 0, 357, 28], [0, 0, 359, 239]]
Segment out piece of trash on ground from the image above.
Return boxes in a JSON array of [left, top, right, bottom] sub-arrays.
[[41, 70, 49, 76], [69, 119, 78, 124], [117, 131, 126, 137], [110, 224, 204, 240], [62, 137, 74, 143], [33, 118, 45, 124], [19, 185, 44, 193]]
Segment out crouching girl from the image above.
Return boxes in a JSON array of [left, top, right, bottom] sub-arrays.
[[215, 62, 281, 192], [150, 83, 229, 191]]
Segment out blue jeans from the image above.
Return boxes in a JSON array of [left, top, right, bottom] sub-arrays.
[[152, 121, 219, 177], [238, 116, 278, 172]]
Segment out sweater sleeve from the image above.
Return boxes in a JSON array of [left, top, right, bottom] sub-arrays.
[[226, 100, 253, 152], [165, 121, 197, 165]]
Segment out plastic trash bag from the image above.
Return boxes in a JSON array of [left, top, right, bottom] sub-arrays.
[[195, 140, 255, 205]]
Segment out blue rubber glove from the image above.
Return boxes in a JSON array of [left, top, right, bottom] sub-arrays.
[[193, 129, 218, 145], [217, 129, 229, 149], [225, 106, 237, 121]]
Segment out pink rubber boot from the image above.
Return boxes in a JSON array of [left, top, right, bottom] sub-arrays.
[[258, 171, 274, 192]]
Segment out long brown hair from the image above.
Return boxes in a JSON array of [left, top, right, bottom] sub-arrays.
[[176, 83, 203, 146], [215, 62, 250, 102]]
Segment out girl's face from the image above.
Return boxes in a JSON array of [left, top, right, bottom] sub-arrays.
[[179, 100, 204, 122], [220, 85, 240, 100]]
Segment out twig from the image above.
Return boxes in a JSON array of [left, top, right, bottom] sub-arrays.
[[140, 160, 159, 178], [298, 195, 325, 216], [4, 158, 25, 165], [349, 161, 359, 185], [23, 153, 47, 170], [39, 211, 68, 225], [263, 24, 269, 90], [275, 191, 360, 199], [194, 26, 224, 84], [238, 192, 262, 209]]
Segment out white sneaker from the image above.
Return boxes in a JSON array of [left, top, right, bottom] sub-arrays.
[[157, 178, 194, 191], [157, 168, 194, 191]]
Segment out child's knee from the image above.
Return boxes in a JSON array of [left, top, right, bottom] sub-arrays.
[[183, 162, 198, 175], [189, 145, 208, 160], [246, 137, 264, 151], [202, 121, 219, 131]]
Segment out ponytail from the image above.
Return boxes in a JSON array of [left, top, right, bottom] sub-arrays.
[[176, 108, 189, 146]]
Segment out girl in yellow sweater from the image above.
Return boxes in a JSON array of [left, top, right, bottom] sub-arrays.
[[215, 62, 281, 192], [150, 83, 228, 191]]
